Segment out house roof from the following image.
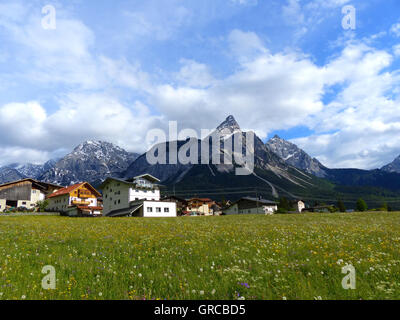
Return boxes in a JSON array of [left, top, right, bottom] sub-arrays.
[[161, 195, 188, 203], [241, 197, 278, 205], [225, 197, 278, 210], [0, 178, 64, 191], [128, 174, 161, 183], [187, 198, 213, 202], [99, 174, 162, 190], [47, 182, 101, 199], [107, 202, 144, 217]]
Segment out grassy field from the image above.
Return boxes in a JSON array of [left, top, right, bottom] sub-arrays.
[[0, 212, 399, 300]]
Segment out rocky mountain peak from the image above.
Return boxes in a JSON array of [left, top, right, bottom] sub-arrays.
[[382, 155, 400, 173], [266, 135, 327, 178], [216, 115, 242, 137], [39, 141, 139, 186]]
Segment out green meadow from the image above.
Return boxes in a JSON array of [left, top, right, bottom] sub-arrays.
[[0, 212, 399, 300]]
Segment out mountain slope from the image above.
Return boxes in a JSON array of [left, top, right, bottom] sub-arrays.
[[382, 155, 400, 173], [266, 135, 327, 177], [124, 115, 335, 200], [265, 135, 400, 191], [39, 141, 139, 186], [0, 167, 26, 184]]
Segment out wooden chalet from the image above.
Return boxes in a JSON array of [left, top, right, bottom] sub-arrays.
[[47, 182, 102, 216]]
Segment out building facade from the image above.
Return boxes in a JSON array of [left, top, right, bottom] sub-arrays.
[[224, 197, 278, 215], [47, 182, 102, 215], [186, 198, 215, 216], [100, 174, 176, 217], [0, 199, 6, 212], [0, 179, 63, 211]]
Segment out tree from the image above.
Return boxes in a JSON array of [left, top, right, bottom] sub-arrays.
[[381, 202, 388, 212], [278, 197, 289, 212], [36, 200, 49, 212], [356, 198, 368, 212], [337, 199, 346, 212]]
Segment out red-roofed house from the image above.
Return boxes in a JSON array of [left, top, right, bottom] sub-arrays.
[[186, 198, 216, 216], [47, 182, 102, 216]]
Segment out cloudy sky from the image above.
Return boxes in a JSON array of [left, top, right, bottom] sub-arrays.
[[0, 0, 399, 169]]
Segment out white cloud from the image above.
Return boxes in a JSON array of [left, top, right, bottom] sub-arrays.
[[228, 29, 268, 61], [175, 59, 215, 88], [283, 0, 304, 25], [231, 0, 258, 6], [394, 44, 400, 57], [391, 22, 400, 37], [151, 33, 400, 169], [123, 1, 191, 41], [1, 1, 400, 172]]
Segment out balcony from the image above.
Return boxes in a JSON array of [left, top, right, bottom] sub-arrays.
[[72, 200, 90, 206]]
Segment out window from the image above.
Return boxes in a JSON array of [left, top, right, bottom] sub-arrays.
[[164, 208, 169, 213], [118, 200, 121, 204], [156, 207, 161, 213], [147, 207, 153, 213]]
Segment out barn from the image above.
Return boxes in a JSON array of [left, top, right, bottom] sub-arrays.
[[0, 179, 63, 211]]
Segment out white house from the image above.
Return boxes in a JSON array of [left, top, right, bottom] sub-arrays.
[[223, 197, 278, 215], [99, 174, 177, 217], [295, 200, 306, 213], [0, 199, 6, 212]]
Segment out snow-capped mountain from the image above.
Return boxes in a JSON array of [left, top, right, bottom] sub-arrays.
[[39, 141, 139, 186], [8, 163, 47, 179], [0, 167, 26, 184], [381, 155, 400, 173], [215, 115, 242, 138], [124, 115, 319, 199], [265, 135, 327, 178]]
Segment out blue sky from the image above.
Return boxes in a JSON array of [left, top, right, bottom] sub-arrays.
[[0, 0, 400, 169]]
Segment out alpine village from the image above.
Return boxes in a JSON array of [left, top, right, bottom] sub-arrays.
[[1, 116, 400, 218]]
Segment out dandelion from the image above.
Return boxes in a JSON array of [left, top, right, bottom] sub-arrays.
[[99, 292, 103, 297], [21, 295, 26, 299]]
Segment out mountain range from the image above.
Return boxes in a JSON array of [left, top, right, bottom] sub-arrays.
[[1, 115, 400, 208], [0, 141, 139, 186]]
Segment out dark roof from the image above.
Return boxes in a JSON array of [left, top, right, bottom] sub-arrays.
[[162, 196, 188, 203], [225, 197, 278, 210], [126, 174, 161, 183], [107, 202, 144, 217], [241, 197, 278, 205], [0, 178, 64, 190], [99, 175, 162, 190]]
